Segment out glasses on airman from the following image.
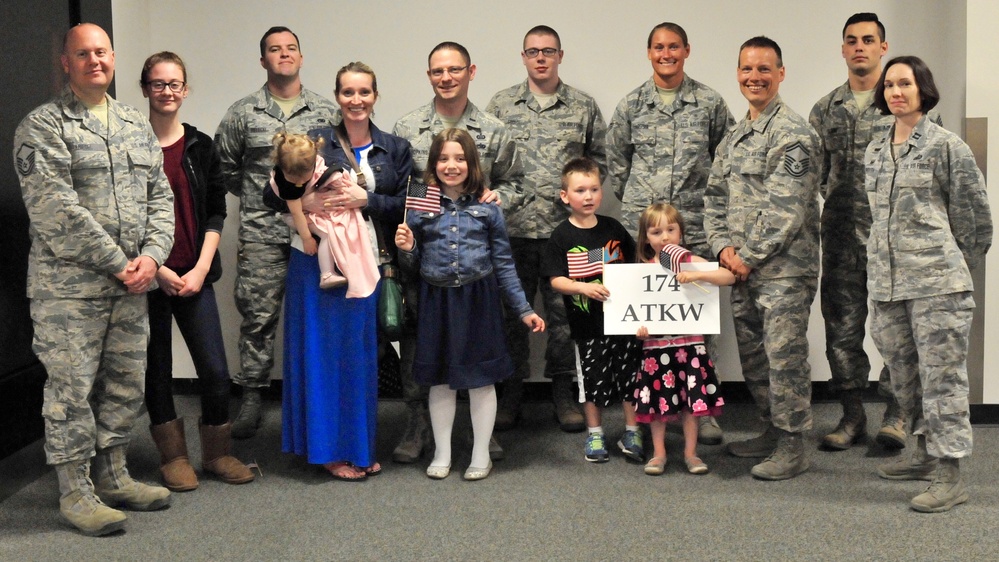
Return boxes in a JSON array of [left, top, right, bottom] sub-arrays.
[[144, 80, 186, 93], [429, 66, 468, 78], [523, 48, 559, 58]]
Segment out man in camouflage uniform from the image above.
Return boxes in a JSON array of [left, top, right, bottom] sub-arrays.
[[703, 36, 820, 480], [485, 25, 604, 433], [865, 55, 991, 512], [214, 26, 338, 438], [606, 22, 734, 445], [810, 13, 916, 452], [392, 41, 522, 462], [13, 23, 173, 535]]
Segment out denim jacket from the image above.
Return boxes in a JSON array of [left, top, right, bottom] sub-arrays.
[[401, 193, 533, 318]]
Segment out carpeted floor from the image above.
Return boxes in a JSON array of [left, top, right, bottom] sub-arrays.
[[1, 397, 996, 560]]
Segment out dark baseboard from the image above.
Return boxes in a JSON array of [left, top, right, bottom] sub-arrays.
[[169, 378, 999, 425], [0, 362, 46, 460]]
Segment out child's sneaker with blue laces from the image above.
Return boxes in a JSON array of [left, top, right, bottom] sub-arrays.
[[618, 430, 645, 463], [584, 433, 609, 463]]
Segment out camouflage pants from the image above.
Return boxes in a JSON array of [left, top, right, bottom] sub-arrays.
[[233, 241, 289, 388], [30, 296, 148, 465], [503, 238, 575, 380], [730, 276, 817, 433], [820, 214, 892, 394], [870, 293, 974, 458]]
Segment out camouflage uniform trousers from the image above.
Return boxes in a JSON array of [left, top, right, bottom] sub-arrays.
[[870, 292, 974, 458], [730, 276, 817, 433], [820, 210, 892, 395], [503, 238, 575, 380], [31, 296, 148, 465], [397, 269, 427, 407], [233, 241, 290, 388]]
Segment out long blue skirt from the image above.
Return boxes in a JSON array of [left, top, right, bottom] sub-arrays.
[[281, 249, 379, 466]]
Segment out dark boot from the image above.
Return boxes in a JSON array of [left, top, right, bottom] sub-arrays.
[[910, 458, 968, 513], [552, 374, 585, 433], [751, 429, 809, 480], [150, 418, 198, 492], [55, 460, 126, 536], [876, 395, 907, 450], [200, 420, 255, 484], [494, 377, 523, 431], [92, 445, 171, 511], [231, 388, 262, 440], [392, 404, 432, 463], [821, 389, 868, 450]]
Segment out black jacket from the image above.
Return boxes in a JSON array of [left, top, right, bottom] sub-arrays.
[[180, 123, 227, 284]]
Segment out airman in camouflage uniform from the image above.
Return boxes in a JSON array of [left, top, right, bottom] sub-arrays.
[[391, 41, 522, 463], [214, 27, 337, 438], [809, 13, 939, 452], [14, 23, 173, 535], [606, 22, 734, 445], [865, 56, 991, 512], [704, 37, 820, 481], [485, 25, 605, 433]]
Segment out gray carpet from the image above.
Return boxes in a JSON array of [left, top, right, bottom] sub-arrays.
[[1, 397, 997, 561]]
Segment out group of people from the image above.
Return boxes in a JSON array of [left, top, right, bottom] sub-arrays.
[[12, 11, 990, 537]]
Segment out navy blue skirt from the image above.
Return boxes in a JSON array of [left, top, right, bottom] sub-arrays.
[[413, 274, 514, 390]]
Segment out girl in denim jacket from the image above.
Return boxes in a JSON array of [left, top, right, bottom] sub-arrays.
[[395, 128, 544, 481]]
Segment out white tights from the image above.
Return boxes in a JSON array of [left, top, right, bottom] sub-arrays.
[[428, 384, 496, 469]]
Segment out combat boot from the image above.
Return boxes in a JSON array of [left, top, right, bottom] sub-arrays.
[[494, 377, 523, 431], [150, 418, 198, 492], [552, 374, 585, 433], [92, 445, 171, 511], [200, 420, 255, 484], [750, 430, 809, 480], [821, 389, 868, 450], [727, 425, 780, 458], [392, 404, 432, 463], [910, 458, 968, 513], [698, 416, 724, 445], [876, 396, 907, 450], [232, 388, 263, 439], [877, 434, 937, 480], [55, 460, 126, 536]]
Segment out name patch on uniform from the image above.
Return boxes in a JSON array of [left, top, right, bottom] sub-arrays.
[[783, 141, 810, 178], [16, 143, 36, 176]]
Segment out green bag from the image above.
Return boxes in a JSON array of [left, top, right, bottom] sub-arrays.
[[378, 264, 404, 341]]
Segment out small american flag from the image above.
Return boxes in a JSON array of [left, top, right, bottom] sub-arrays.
[[659, 243, 691, 273], [567, 248, 605, 278], [405, 181, 441, 213]]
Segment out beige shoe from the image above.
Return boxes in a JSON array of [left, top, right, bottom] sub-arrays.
[[463, 461, 493, 481], [685, 456, 709, 475], [92, 446, 171, 511], [426, 464, 451, 480], [320, 272, 348, 289], [644, 456, 667, 476], [910, 459, 968, 513], [55, 461, 127, 536]]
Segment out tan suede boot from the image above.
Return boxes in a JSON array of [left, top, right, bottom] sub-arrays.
[[55, 460, 126, 536], [822, 389, 868, 450], [910, 458, 968, 513], [150, 418, 198, 492], [200, 420, 255, 484], [92, 446, 171, 511]]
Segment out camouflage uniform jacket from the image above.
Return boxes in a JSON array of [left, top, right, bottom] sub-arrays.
[[606, 75, 734, 245], [809, 82, 942, 244], [865, 114, 992, 301], [486, 79, 607, 239], [13, 86, 174, 299], [392, 100, 522, 207], [703, 96, 820, 279], [214, 84, 337, 244]]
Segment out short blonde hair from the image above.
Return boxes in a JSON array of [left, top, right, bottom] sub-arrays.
[[272, 133, 325, 178]]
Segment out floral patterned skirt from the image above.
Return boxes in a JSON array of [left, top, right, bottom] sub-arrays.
[[632, 335, 724, 423]]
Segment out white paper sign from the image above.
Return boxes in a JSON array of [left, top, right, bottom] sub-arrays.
[[602, 262, 721, 335]]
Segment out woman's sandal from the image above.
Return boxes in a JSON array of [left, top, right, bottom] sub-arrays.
[[324, 461, 367, 482], [644, 456, 667, 476], [362, 462, 382, 476], [684, 456, 709, 475]]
